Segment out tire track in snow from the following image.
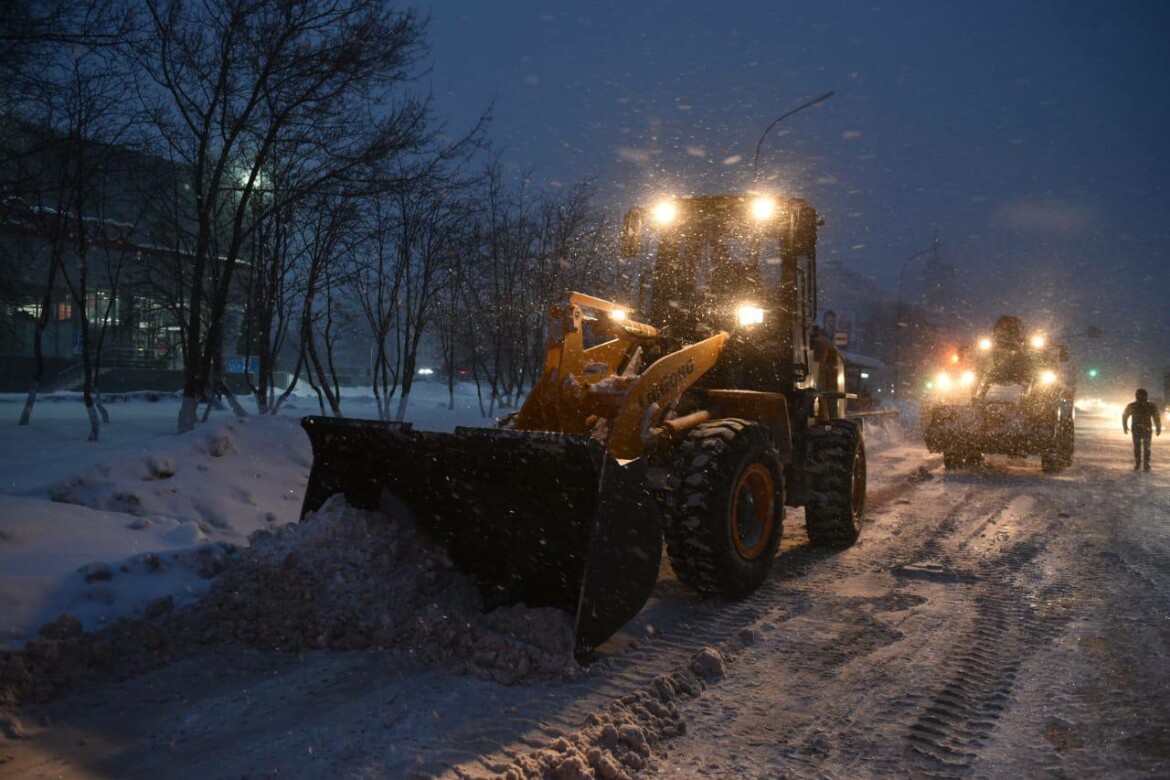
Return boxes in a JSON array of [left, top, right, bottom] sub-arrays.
[[903, 532, 1071, 776], [650, 461, 1077, 779], [448, 458, 957, 776]]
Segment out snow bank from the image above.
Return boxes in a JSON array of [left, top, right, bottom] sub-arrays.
[[190, 495, 578, 682], [47, 415, 311, 542], [0, 494, 577, 707]]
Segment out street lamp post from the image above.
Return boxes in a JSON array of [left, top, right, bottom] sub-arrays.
[[893, 238, 939, 395], [751, 91, 834, 182]]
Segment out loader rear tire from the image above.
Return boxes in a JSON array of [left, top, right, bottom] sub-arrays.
[[806, 420, 866, 549], [661, 419, 784, 598]]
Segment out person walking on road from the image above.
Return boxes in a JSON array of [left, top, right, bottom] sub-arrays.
[[1123, 388, 1162, 471]]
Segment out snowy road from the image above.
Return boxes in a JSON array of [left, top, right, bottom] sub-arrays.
[[644, 408, 1170, 778], [2, 409, 1168, 778]]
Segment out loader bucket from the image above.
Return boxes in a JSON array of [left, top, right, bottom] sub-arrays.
[[300, 416, 663, 659]]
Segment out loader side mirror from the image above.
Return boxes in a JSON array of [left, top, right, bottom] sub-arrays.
[[620, 207, 644, 258]]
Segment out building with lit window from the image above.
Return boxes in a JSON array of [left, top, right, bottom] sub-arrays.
[[0, 121, 191, 391]]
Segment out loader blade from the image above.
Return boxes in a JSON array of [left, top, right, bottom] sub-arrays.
[[300, 416, 663, 661]]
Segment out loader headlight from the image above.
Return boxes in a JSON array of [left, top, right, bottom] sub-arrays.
[[1031, 334, 1046, 349], [651, 200, 679, 225], [1039, 370, 1057, 385], [750, 196, 777, 220], [935, 371, 953, 391], [736, 304, 765, 326], [609, 309, 627, 321]]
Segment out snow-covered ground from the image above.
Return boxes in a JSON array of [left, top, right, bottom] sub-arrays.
[[0, 383, 497, 648], [0, 385, 915, 653], [3, 387, 1165, 779]]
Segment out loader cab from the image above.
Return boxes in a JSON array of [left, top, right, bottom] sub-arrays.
[[621, 194, 821, 391]]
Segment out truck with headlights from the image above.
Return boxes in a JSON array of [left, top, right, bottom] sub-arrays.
[[300, 193, 867, 659], [923, 315, 1075, 472]]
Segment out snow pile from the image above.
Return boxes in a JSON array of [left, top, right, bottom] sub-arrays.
[[0, 495, 577, 706], [190, 496, 578, 682], [45, 416, 310, 543]]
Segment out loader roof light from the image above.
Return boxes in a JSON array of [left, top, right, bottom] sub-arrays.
[[651, 200, 679, 225], [750, 196, 777, 220], [978, 338, 993, 351], [949, 352, 960, 364], [736, 303, 765, 326], [1031, 334, 1047, 349], [1039, 369, 1058, 385]]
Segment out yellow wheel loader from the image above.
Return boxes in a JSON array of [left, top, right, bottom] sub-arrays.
[[301, 194, 866, 659]]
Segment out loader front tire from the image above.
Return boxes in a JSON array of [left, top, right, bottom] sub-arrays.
[[1042, 419, 1075, 473], [1057, 419, 1075, 467], [805, 420, 866, 549], [661, 420, 784, 598]]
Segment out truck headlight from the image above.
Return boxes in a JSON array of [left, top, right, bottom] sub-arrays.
[[651, 200, 678, 225], [750, 196, 776, 220], [736, 304, 765, 326]]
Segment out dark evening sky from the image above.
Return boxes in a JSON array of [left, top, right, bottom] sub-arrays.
[[423, 1, 1170, 391]]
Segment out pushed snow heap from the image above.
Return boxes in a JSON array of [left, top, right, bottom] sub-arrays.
[[194, 495, 579, 682], [1, 495, 578, 706]]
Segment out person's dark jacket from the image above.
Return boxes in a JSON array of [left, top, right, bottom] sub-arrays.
[[1123, 400, 1163, 435]]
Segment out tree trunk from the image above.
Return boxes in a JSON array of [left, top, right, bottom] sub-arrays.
[[219, 378, 249, 418], [393, 390, 410, 423], [179, 394, 200, 432], [271, 350, 305, 415], [19, 381, 39, 427], [85, 400, 101, 442], [19, 265, 59, 426]]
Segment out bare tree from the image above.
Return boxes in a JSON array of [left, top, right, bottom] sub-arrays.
[[388, 179, 465, 422], [440, 166, 618, 419], [298, 191, 361, 417], [238, 167, 298, 414], [458, 162, 535, 418], [13, 197, 63, 426], [3, 0, 138, 433], [1, 0, 128, 111], [52, 34, 140, 439], [353, 195, 402, 420], [133, 0, 430, 432]]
